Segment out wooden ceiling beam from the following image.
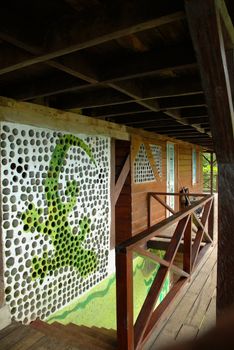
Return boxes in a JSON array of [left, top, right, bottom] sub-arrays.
[[55, 89, 134, 110], [162, 131, 206, 136], [140, 77, 202, 100], [0, 33, 100, 84], [2, 76, 88, 101], [144, 126, 197, 136], [0, 6, 208, 141], [129, 121, 183, 129], [180, 116, 209, 124], [51, 77, 202, 110], [84, 103, 149, 118], [107, 112, 166, 125], [0, 42, 32, 74], [122, 118, 174, 126], [100, 46, 196, 82], [159, 94, 206, 110], [0, 1, 185, 74], [180, 106, 208, 118]]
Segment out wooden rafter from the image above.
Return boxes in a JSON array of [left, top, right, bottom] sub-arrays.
[[0, 2, 185, 73], [0, 34, 209, 139], [51, 77, 203, 110]]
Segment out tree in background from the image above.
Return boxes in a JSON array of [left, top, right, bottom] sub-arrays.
[[203, 153, 218, 193]]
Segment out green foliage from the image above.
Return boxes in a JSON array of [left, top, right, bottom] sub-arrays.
[[202, 153, 217, 174]]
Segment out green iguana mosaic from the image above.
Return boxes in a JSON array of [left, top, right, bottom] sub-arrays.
[[21, 134, 98, 282]]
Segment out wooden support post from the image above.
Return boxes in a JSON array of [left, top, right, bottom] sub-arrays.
[[147, 193, 152, 228], [217, 164, 234, 315], [186, 0, 234, 317], [186, 0, 234, 163], [183, 215, 192, 274], [208, 198, 215, 242], [116, 250, 134, 350], [210, 152, 214, 195]]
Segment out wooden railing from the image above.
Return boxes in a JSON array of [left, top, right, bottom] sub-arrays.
[[115, 192, 214, 350]]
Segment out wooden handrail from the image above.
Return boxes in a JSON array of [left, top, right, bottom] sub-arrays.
[[148, 192, 208, 197], [116, 192, 215, 350], [116, 194, 213, 253]]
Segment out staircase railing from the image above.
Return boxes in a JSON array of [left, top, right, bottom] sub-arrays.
[[115, 192, 214, 350]]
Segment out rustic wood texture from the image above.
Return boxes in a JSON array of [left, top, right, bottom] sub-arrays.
[[0, 0, 215, 149], [145, 244, 217, 349], [186, 0, 234, 162], [0, 321, 117, 350], [115, 251, 134, 350], [115, 140, 132, 245], [116, 190, 214, 350], [114, 154, 130, 205], [131, 136, 167, 235], [183, 216, 192, 274], [217, 164, 234, 314], [144, 194, 218, 349], [131, 136, 203, 236]]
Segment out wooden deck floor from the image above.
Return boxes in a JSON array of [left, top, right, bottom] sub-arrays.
[[145, 195, 218, 350]]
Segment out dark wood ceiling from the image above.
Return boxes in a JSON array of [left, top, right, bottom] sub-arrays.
[[0, 0, 233, 150]]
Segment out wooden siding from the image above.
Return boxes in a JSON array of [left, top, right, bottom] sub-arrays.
[[131, 136, 203, 236], [178, 145, 203, 193]]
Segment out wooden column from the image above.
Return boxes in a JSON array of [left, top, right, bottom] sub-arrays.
[[208, 196, 215, 242], [115, 140, 132, 245], [186, 0, 234, 316], [186, 0, 234, 163], [210, 152, 214, 195], [116, 250, 134, 350], [183, 215, 192, 274], [217, 164, 234, 313]]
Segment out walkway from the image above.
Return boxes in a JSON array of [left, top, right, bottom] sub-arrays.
[[145, 195, 217, 349]]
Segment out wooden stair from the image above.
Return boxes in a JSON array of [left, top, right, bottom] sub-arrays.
[[31, 320, 117, 350]]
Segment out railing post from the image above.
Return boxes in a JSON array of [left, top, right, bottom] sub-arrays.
[[183, 215, 192, 274], [147, 193, 151, 228], [116, 249, 134, 350], [208, 198, 214, 242], [210, 152, 214, 195]]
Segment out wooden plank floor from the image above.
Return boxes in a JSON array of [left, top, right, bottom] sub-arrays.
[[145, 195, 218, 350]]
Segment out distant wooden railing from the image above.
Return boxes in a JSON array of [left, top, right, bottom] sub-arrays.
[[115, 192, 214, 350]]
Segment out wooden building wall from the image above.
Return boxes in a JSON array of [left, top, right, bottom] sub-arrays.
[[177, 144, 202, 193], [131, 136, 166, 235], [131, 135, 203, 236]]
